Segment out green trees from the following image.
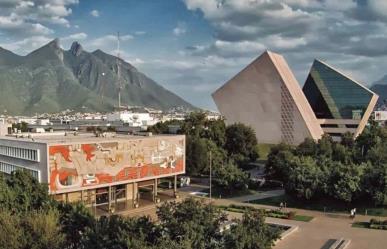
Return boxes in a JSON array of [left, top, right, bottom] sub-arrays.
[[149, 112, 260, 190], [0, 170, 50, 213], [155, 198, 279, 249], [148, 119, 183, 134], [156, 198, 227, 249], [12, 122, 28, 132], [329, 162, 364, 202], [225, 123, 259, 168], [57, 202, 94, 249], [0, 172, 64, 249], [362, 162, 387, 205], [265, 143, 294, 182], [22, 209, 65, 249], [265, 124, 387, 205], [213, 161, 249, 192], [223, 210, 280, 249], [286, 156, 322, 200], [186, 137, 209, 175], [81, 215, 156, 249], [0, 211, 24, 249], [1, 171, 280, 249]]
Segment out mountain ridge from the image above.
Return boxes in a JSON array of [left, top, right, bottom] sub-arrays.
[[371, 75, 387, 105], [0, 39, 195, 115]]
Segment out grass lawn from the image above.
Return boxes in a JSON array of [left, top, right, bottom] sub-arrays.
[[293, 215, 314, 222], [217, 204, 314, 222], [257, 143, 275, 160], [352, 222, 370, 229], [203, 187, 261, 199], [248, 194, 387, 217]]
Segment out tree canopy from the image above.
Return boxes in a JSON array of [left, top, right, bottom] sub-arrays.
[[265, 123, 387, 205], [0, 172, 280, 249], [149, 112, 260, 190]]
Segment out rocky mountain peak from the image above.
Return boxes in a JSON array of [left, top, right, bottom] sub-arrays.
[[48, 38, 61, 50], [0, 40, 195, 114], [70, 42, 83, 56]]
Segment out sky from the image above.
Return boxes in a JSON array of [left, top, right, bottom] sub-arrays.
[[1, 0, 387, 110]]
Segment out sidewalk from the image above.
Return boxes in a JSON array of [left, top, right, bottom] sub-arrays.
[[214, 197, 386, 249], [227, 189, 284, 202]]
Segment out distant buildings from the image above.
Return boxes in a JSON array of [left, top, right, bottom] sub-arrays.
[[106, 112, 156, 127], [4, 109, 190, 135], [213, 51, 378, 145], [374, 110, 387, 126], [0, 118, 10, 136]]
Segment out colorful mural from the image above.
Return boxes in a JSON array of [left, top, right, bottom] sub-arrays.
[[49, 137, 185, 192]]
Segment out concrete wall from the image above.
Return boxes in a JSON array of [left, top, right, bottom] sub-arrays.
[[212, 51, 323, 145], [0, 138, 48, 183], [0, 124, 10, 136]]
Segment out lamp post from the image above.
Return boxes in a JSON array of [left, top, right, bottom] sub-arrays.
[[209, 150, 212, 203]]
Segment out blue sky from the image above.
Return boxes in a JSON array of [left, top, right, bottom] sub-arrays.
[[1, 0, 387, 110]]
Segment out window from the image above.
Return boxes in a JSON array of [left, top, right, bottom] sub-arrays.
[[0, 161, 39, 180], [0, 145, 39, 162], [321, 124, 338, 128], [303, 60, 373, 119]]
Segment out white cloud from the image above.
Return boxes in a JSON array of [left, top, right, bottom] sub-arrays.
[[134, 31, 146, 36], [86, 34, 133, 51], [367, 0, 387, 18], [263, 35, 307, 50], [0, 35, 52, 55], [90, 10, 99, 17], [173, 22, 187, 36], [0, 13, 53, 36], [177, 0, 387, 109], [130, 57, 145, 65], [61, 32, 87, 42], [0, 0, 78, 37], [183, 0, 387, 59]]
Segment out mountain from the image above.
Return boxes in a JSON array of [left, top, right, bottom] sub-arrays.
[[0, 39, 195, 115], [371, 75, 387, 105]]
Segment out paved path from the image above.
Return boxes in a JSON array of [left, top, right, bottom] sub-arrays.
[[227, 210, 386, 249], [121, 189, 386, 249], [214, 198, 387, 249], [227, 189, 284, 202]]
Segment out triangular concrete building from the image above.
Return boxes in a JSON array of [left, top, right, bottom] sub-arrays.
[[212, 51, 324, 145]]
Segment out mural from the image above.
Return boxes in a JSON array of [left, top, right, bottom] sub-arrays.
[[49, 137, 185, 192]]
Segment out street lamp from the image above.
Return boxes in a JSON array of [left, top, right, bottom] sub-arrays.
[[209, 150, 212, 203]]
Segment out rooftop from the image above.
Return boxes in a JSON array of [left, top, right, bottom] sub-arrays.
[[0, 132, 182, 145]]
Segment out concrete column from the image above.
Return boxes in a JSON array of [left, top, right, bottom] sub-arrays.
[[174, 175, 177, 195], [132, 183, 135, 207], [136, 183, 140, 207], [154, 178, 158, 203], [108, 186, 111, 212]]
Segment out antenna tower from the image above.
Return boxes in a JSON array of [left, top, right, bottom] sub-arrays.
[[117, 31, 122, 109]]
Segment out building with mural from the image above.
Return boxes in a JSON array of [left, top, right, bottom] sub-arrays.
[[0, 132, 185, 211]]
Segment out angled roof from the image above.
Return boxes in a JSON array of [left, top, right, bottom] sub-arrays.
[[302, 59, 378, 137], [212, 51, 323, 145], [303, 59, 378, 120], [266, 52, 324, 141]]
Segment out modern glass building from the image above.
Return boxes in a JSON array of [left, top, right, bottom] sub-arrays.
[[303, 60, 378, 139]]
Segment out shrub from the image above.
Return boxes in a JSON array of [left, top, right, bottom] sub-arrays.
[[287, 211, 296, 220]]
